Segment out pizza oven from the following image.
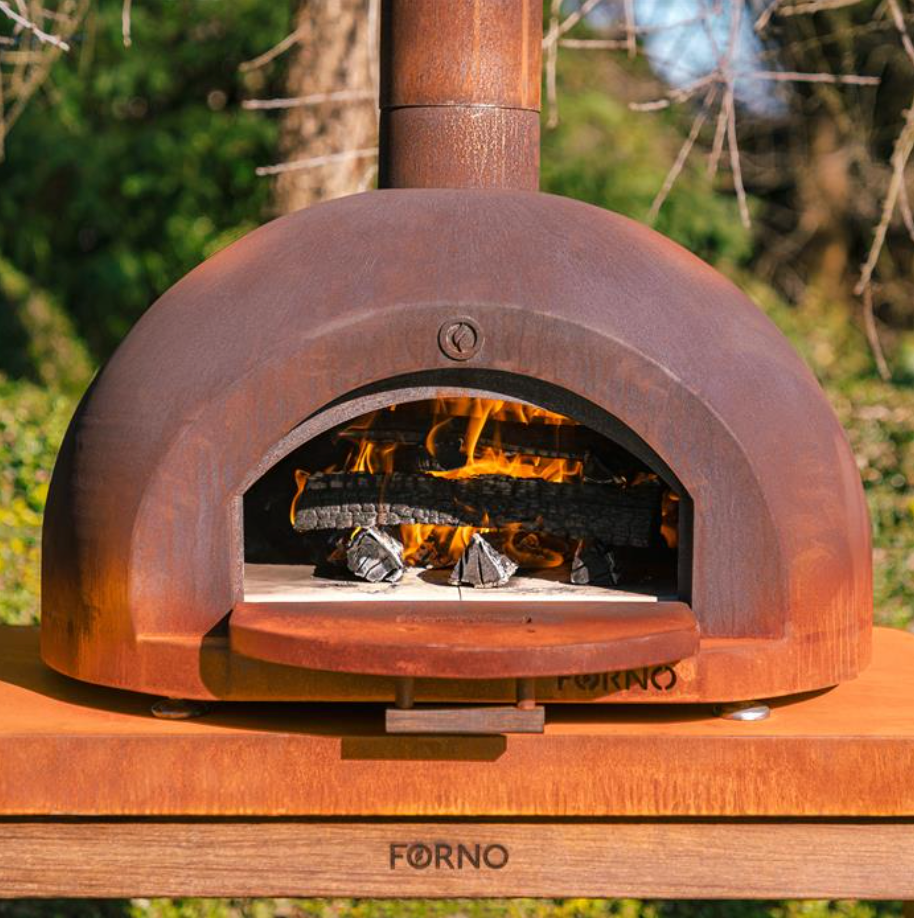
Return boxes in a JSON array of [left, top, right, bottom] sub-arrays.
[[40, 0, 871, 731]]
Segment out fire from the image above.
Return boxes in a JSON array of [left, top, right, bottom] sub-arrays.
[[290, 396, 674, 571], [661, 490, 680, 549], [399, 522, 478, 567], [425, 398, 582, 483], [290, 469, 309, 526]]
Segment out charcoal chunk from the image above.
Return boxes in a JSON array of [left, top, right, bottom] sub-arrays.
[[450, 534, 518, 589], [346, 527, 405, 583], [571, 541, 623, 586]]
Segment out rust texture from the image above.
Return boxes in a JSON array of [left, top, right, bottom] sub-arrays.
[[40, 189, 872, 702], [4, 626, 913, 817], [378, 0, 542, 190], [228, 601, 699, 678]]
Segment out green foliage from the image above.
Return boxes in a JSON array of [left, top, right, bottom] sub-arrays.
[[0, 376, 78, 624], [0, 258, 94, 394], [839, 380, 914, 628], [540, 55, 753, 267], [0, 0, 291, 358], [739, 273, 914, 628], [0, 257, 90, 625]]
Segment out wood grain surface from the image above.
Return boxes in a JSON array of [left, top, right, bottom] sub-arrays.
[[1, 820, 913, 899], [385, 705, 546, 734], [2, 626, 913, 817]]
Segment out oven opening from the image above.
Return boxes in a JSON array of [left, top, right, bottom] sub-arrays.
[[243, 395, 686, 605]]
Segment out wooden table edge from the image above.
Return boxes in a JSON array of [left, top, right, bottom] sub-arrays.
[[2, 817, 914, 899]]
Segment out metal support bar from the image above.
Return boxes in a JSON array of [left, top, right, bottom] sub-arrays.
[[394, 677, 415, 710], [516, 677, 536, 710]]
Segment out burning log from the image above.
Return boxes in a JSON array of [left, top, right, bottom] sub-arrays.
[[337, 419, 602, 464], [346, 527, 405, 583], [449, 534, 518, 589], [571, 541, 623, 586], [294, 472, 662, 547]]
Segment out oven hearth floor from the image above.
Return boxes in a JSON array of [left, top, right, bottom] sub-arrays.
[[243, 562, 674, 603]]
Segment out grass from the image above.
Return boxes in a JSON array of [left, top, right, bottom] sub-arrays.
[[0, 899, 909, 917]]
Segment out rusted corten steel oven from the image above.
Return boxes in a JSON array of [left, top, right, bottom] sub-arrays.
[[41, 0, 871, 722]]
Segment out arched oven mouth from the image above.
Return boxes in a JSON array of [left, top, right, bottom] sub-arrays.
[[233, 373, 699, 728]]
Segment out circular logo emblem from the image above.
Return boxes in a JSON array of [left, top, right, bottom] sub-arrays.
[[438, 317, 482, 361]]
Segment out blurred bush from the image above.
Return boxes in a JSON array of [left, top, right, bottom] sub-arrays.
[[0, 0, 291, 359], [0, 377, 76, 624], [541, 70, 753, 267]]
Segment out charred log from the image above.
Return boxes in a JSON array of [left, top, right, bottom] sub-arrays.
[[450, 534, 518, 588], [338, 419, 587, 460], [294, 472, 662, 547], [336, 419, 635, 475], [346, 527, 405, 583]]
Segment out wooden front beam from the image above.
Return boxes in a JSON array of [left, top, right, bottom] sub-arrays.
[[2, 820, 914, 899]]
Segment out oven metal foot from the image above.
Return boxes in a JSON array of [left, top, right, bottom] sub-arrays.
[[713, 701, 771, 722], [151, 698, 210, 720]]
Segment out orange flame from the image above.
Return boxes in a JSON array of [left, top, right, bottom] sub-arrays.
[[289, 469, 309, 526], [292, 397, 644, 571], [661, 490, 680, 549], [426, 398, 582, 483]]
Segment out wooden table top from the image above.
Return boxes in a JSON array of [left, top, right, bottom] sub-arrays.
[[1, 625, 913, 817]]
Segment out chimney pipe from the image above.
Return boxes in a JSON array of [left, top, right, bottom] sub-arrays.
[[378, 0, 543, 191]]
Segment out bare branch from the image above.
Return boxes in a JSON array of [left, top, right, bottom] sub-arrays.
[[0, 47, 5, 161], [861, 285, 892, 381], [0, 0, 70, 50], [255, 147, 378, 177], [555, 0, 604, 41], [623, 0, 636, 58], [707, 89, 729, 179], [855, 100, 914, 294], [559, 38, 630, 49], [648, 85, 720, 223], [726, 86, 751, 228], [121, 0, 131, 47], [243, 88, 375, 111], [545, 0, 561, 129], [777, 0, 868, 14], [629, 73, 718, 111], [239, 27, 305, 73], [1, 0, 87, 150], [367, 0, 380, 128], [887, 0, 914, 69], [356, 162, 377, 194], [899, 180, 914, 243], [749, 69, 879, 85], [754, 0, 783, 32]]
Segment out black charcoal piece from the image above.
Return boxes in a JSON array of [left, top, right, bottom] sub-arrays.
[[570, 541, 623, 586], [449, 534, 518, 589], [346, 527, 405, 583]]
